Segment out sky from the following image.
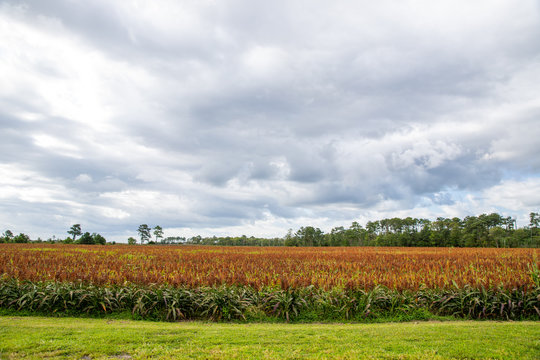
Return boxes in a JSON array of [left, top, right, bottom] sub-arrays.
[[1, 0, 540, 242]]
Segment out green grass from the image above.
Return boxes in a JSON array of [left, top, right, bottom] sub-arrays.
[[0, 316, 538, 359]]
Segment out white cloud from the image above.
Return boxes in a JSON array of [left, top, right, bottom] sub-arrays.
[[75, 174, 93, 183], [242, 45, 289, 79], [482, 178, 540, 212], [0, 1, 539, 241]]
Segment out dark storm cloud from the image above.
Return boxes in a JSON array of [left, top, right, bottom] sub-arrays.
[[1, 0, 540, 240]]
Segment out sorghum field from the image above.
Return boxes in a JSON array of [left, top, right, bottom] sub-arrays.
[[0, 244, 537, 290], [1, 244, 539, 321]]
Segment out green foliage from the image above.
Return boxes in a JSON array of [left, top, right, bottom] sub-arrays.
[[13, 233, 30, 243], [295, 226, 325, 247], [7, 211, 539, 247], [427, 284, 540, 320], [1, 230, 14, 243], [78, 232, 94, 244], [528, 256, 540, 288], [261, 288, 308, 322], [153, 226, 164, 242], [0, 231, 29, 243], [69, 232, 106, 245], [63, 237, 74, 244], [67, 224, 82, 242], [1, 280, 538, 322], [92, 233, 106, 245], [137, 224, 151, 244], [196, 286, 254, 321], [177, 212, 538, 248]]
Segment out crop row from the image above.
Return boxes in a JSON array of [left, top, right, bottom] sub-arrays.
[[0, 279, 538, 321], [1, 244, 538, 291]]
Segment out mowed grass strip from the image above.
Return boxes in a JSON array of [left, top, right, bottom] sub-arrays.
[[0, 316, 538, 359]]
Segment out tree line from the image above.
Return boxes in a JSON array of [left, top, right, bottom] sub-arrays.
[[2, 212, 538, 247], [0, 224, 107, 245], [133, 212, 539, 248]]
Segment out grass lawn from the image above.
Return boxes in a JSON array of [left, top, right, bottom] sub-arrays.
[[0, 316, 538, 359]]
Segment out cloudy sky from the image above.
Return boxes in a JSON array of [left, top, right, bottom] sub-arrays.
[[1, 0, 540, 242]]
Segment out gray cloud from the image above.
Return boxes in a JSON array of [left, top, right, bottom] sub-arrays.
[[1, 1, 540, 241]]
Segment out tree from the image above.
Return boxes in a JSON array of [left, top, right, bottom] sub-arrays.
[[78, 232, 94, 245], [349, 221, 365, 246], [329, 226, 346, 246], [489, 227, 506, 248], [92, 233, 106, 245], [417, 219, 432, 247], [503, 216, 516, 231], [2, 230, 14, 243], [13, 233, 30, 243], [153, 225, 164, 243], [529, 212, 539, 246], [365, 221, 380, 245], [529, 212, 539, 229], [127, 237, 137, 245], [295, 226, 324, 246], [284, 228, 297, 246], [137, 224, 151, 244], [67, 224, 82, 242]]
